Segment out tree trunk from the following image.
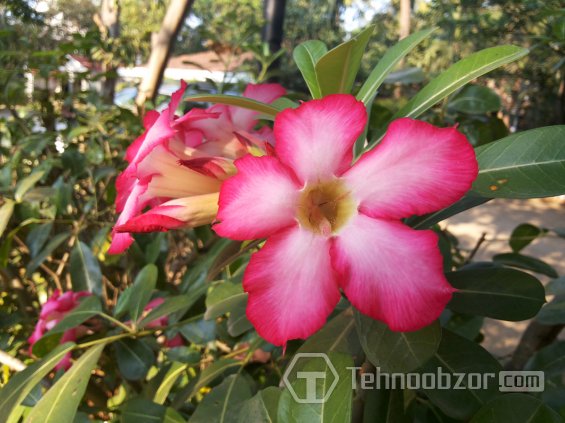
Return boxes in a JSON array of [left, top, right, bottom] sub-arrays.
[[262, 0, 286, 80], [399, 0, 411, 40], [100, 0, 120, 104], [135, 0, 194, 112]]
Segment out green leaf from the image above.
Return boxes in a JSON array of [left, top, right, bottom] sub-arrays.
[[526, 340, 565, 377], [472, 126, 565, 198], [0, 343, 75, 421], [227, 302, 253, 337], [238, 387, 281, 423], [121, 398, 182, 423], [15, 170, 45, 202], [26, 222, 53, 258], [419, 330, 502, 420], [186, 359, 240, 400], [391, 45, 527, 121], [25, 343, 105, 423], [361, 386, 407, 423], [446, 267, 546, 321], [70, 241, 102, 296], [448, 85, 501, 114], [179, 319, 216, 344], [138, 286, 206, 328], [546, 276, 565, 296], [25, 231, 71, 276], [154, 362, 188, 405], [278, 352, 353, 423], [205, 282, 247, 320], [509, 223, 544, 253], [293, 40, 327, 98], [115, 339, 155, 381], [115, 264, 158, 323], [537, 296, 565, 325], [184, 94, 281, 118], [357, 27, 437, 105], [355, 310, 441, 373], [0, 199, 15, 238], [50, 295, 103, 334], [469, 393, 563, 423], [493, 253, 558, 278], [190, 374, 253, 423], [315, 25, 375, 96]]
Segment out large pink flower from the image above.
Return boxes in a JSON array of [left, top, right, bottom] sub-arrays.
[[28, 290, 91, 370], [109, 81, 286, 254], [214, 94, 478, 346]]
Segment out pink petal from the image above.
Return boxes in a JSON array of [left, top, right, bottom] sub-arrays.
[[344, 118, 478, 220], [243, 227, 340, 345], [168, 80, 188, 115], [129, 108, 176, 166], [190, 104, 235, 142], [274, 94, 367, 183], [229, 83, 286, 131], [214, 156, 301, 240], [332, 213, 455, 331], [109, 182, 149, 254], [125, 110, 161, 163]]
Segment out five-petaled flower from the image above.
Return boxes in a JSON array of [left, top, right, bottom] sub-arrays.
[[28, 290, 91, 370], [214, 94, 478, 346], [109, 81, 286, 254]]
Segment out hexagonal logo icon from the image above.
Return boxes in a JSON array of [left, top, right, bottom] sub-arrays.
[[282, 353, 339, 404]]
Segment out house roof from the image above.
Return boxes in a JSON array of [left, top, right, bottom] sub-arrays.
[[163, 51, 254, 72]]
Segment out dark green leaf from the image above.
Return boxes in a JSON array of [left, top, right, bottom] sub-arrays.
[[185, 359, 240, 400], [190, 374, 252, 423], [526, 340, 565, 377], [184, 94, 281, 118], [238, 387, 281, 423], [205, 282, 247, 320], [493, 253, 558, 278], [355, 311, 441, 373], [115, 339, 155, 381], [121, 398, 168, 423], [70, 241, 102, 296], [537, 296, 565, 325], [448, 85, 501, 114], [419, 330, 502, 420], [25, 231, 71, 276], [357, 27, 437, 105], [278, 352, 353, 423], [472, 126, 565, 198], [446, 267, 546, 321], [469, 393, 562, 423], [227, 302, 253, 337], [115, 264, 158, 323], [315, 25, 374, 95], [509, 223, 544, 253], [15, 171, 45, 202], [26, 222, 53, 258], [546, 276, 565, 296], [138, 286, 206, 328], [0, 343, 75, 421], [293, 40, 327, 98], [179, 319, 216, 344], [50, 295, 102, 334], [25, 343, 105, 423]]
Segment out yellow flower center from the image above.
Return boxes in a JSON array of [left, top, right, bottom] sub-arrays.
[[296, 179, 356, 236]]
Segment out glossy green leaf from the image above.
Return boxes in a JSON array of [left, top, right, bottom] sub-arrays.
[[493, 253, 558, 278], [355, 310, 441, 373], [446, 267, 546, 320], [315, 25, 374, 96], [25, 343, 105, 423], [278, 352, 353, 423], [179, 319, 216, 344], [0, 199, 15, 238], [154, 362, 188, 405], [26, 222, 53, 258], [115, 339, 155, 381], [391, 45, 527, 121], [70, 241, 102, 296], [472, 126, 565, 198], [25, 231, 71, 276], [184, 94, 282, 117], [205, 282, 247, 320], [115, 264, 158, 323], [190, 374, 252, 423], [139, 286, 206, 328], [293, 40, 327, 98], [15, 170, 45, 202], [448, 85, 501, 114], [470, 393, 563, 423], [237, 387, 281, 423], [0, 343, 75, 421], [357, 27, 437, 105], [509, 223, 544, 253], [419, 330, 502, 420]]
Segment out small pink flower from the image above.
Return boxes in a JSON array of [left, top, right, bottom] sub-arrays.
[[29, 290, 91, 370], [214, 94, 478, 346], [109, 81, 286, 254]]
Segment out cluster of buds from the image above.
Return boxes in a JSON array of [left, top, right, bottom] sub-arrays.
[[109, 81, 286, 254]]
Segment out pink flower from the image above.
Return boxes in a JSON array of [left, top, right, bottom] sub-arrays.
[[109, 81, 286, 254], [143, 298, 184, 347], [28, 290, 91, 370], [214, 94, 478, 346]]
